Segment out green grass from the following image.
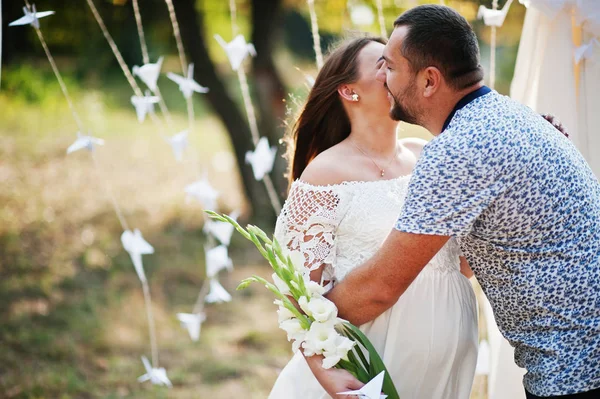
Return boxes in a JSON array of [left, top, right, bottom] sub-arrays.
[[0, 68, 290, 398]]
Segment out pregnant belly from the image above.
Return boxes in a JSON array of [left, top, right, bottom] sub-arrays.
[[359, 269, 479, 399]]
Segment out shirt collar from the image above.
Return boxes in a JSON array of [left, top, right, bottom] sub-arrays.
[[442, 85, 491, 132]]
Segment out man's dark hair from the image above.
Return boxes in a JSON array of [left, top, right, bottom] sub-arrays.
[[394, 5, 484, 90]]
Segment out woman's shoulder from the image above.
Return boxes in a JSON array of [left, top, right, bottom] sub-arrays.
[[298, 145, 359, 187]]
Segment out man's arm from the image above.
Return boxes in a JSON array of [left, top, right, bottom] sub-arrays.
[[326, 230, 449, 325]]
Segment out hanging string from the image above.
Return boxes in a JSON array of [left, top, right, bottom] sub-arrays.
[[376, 0, 387, 39], [192, 278, 211, 314], [85, 0, 169, 138], [83, 0, 162, 368], [85, 0, 143, 97], [19, 1, 84, 132], [131, 0, 174, 130], [229, 0, 239, 37], [90, 154, 130, 231], [307, 0, 324, 70], [20, 1, 129, 232], [228, 0, 282, 214], [132, 0, 149, 65], [164, 0, 194, 133], [141, 271, 159, 367], [164, 0, 187, 76], [490, 0, 498, 90]]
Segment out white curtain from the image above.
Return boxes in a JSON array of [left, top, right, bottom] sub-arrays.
[[511, 0, 600, 177]]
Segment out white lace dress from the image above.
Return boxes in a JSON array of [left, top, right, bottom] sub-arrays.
[[268, 176, 478, 399]]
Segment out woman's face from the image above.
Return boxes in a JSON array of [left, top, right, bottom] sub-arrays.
[[352, 41, 390, 116]]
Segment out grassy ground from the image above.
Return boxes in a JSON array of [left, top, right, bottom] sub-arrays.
[[0, 81, 294, 398], [0, 70, 489, 398]]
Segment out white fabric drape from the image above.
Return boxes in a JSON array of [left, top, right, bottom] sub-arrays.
[[511, 0, 600, 177]]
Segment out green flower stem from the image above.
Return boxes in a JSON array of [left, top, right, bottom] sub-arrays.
[[248, 225, 273, 245], [244, 275, 311, 330], [346, 349, 370, 383], [205, 211, 252, 241]]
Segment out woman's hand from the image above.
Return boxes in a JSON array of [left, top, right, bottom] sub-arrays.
[[303, 353, 364, 398]]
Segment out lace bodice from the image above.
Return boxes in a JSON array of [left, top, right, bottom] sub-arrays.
[[274, 176, 461, 284]]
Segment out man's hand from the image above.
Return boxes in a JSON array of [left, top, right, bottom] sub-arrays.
[[303, 353, 364, 398]]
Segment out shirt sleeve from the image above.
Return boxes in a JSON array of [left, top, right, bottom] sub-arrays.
[[396, 131, 517, 237]]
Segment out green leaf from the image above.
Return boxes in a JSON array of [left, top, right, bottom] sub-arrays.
[[343, 322, 400, 399], [346, 349, 370, 383]]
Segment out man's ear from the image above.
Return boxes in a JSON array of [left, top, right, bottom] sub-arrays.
[[422, 66, 442, 98]]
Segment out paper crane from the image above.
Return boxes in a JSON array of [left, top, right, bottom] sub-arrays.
[[133, 57, 164, 92], [176, 312, 206, 342], [203, 210, 239, 246], [205, 245, 233, 278], [9, 5, 54, 29], [131, 92, 159, 123], [245, 137, 277, 181], [338, 370, 388, 399], [214, 34, 257, 71], [138, 356, 172, 387], [205, 278, 232, 303], [167, 63, 209, 99], [167, 130, 188, 162], [184, 178, 219, 210], [478, 0, 514, 27], [66, 132, 104, 154], [575, 38, 599, 64], [121, 229, 154, 283]]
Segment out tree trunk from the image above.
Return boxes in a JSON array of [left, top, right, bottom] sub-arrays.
[[173, 0, 274, 222], [250, 0, 288, 198]]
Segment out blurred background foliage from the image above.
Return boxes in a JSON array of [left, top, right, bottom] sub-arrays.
[[0, 0, 524, 397]]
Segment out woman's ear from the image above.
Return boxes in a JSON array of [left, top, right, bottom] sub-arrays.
[[338, 85, 357, 102]]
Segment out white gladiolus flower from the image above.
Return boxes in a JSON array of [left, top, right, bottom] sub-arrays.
[[298, 296, 312, 317], [288, 250, 307, 273], [306, 280, 326, 297], [277, 306, 295, 323], [322, 335, 356, 369], [279, 318, 305, 342], [271, 273, 290, 295], [306, 297, 337, 323], [322, 354, 342, 369], [302, 321, 338, 356], [291, 338, 303, 353]]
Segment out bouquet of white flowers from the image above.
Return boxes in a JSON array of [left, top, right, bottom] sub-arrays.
[[206, 211, 399, 399]]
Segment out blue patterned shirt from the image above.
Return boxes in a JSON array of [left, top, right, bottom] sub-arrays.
[[396, 90, 600, 396]]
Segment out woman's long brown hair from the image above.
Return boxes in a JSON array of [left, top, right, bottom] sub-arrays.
[[285, 36, 386, 188]]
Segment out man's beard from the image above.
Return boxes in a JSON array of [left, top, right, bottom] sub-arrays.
[[387, 83, 419, 125]]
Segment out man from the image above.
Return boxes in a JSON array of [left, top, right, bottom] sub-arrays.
[[306, 4, 600, 399]]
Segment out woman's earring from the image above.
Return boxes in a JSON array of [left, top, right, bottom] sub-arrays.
[[352, 93, 359, 102]]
